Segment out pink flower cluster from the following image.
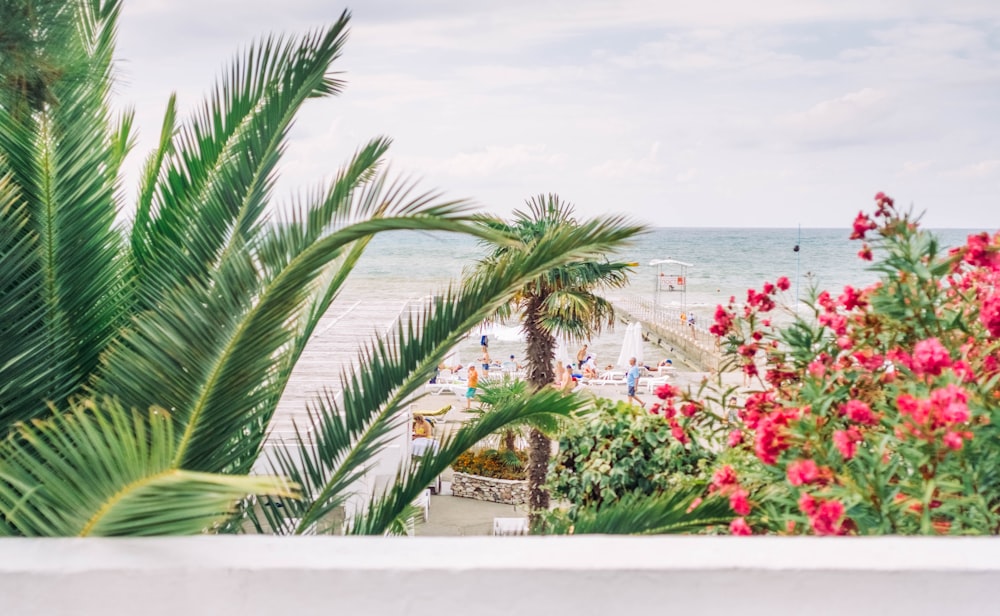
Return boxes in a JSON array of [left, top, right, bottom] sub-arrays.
[[895, 384, 974, 450], [832, 426, 863, 459], [798, 493, 847, 535], [649, 383, 691, 444], [711, 465, 753, 535]]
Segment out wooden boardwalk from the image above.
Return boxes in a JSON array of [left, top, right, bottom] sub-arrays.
[[605, 294, 722, 371], [269, 288, 426, 438]]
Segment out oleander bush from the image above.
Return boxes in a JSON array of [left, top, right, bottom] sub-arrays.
[[661, 193, 1000, 535]]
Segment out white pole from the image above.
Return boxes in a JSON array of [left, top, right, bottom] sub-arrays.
[[794, 225, 801, 314]]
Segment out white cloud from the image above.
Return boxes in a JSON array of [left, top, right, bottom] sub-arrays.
[[590, 141, 664, 180], [114, 0, 1000, 229], [399, 144, 564, 178], [944, 159, 1000, 179], [780, 88, 894, 147]]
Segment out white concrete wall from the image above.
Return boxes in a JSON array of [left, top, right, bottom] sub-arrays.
[[0, 537, 996, 615]]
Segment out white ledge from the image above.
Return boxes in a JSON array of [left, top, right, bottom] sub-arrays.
[[1, 537, 997, 615]]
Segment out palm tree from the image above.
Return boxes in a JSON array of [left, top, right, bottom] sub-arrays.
[[473, 195, 646, 525], [0, 2, 636, 536]]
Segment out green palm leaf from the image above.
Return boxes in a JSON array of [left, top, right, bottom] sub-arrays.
[[0, 0, 125, 423], [551, 487, 732, 535], [352, 388, 585, 535], [93, 176, 485, 475], [249, 221, 644, 534], [0, 398, 292, 536], [130, 13, 351, 308]]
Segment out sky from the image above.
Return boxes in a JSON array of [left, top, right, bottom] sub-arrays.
[[114, 0, 1000, 228]]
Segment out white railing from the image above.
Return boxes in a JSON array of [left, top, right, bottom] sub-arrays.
[[3, 537, 995, 615]]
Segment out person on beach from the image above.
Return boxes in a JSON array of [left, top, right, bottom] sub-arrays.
[[465, 365, 479, 409], [559, 364, 576, 392], [626, 357, 644, 408], [480, 350, 491, 376], [576, 344, 588, 369], [412, 414, 433, 439]]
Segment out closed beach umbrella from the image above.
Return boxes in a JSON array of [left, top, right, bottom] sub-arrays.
[[616, 322, 644, 368]]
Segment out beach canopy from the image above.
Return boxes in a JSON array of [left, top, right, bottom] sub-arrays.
[[649, 258, 694, 268], [616, 321, 644, 368]]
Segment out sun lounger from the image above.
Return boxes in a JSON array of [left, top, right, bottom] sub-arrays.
[[424, 381, 467, 396], [644, 375, 672, 394], [580, 371, 628, 387]]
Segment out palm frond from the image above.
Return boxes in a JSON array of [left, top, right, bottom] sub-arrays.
[[92, 174, 486, 476], [0, 398, 293, 536], [0, 173, 76, 425], [0, 0, 125, 423], [130, 13, 351, 307], [351, 388, 584, 535], [248, 217, 651, 533], [551, 486, 732, 535]]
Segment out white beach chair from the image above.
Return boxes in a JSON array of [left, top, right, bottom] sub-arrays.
[[412, 488, 431, 522], [493, 517, 529, 536], [582, 371, 628, 387], [645, 375, 673, 394]]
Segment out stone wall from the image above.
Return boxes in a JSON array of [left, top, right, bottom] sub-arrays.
[[450, 471, 527, 505]]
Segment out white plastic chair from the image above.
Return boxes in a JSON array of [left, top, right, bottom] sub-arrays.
[[493, 517, 529, 536], [412, 489, 431, 522]]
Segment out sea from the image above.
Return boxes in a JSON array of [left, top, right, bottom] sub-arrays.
[[339, 226, 982, 370]]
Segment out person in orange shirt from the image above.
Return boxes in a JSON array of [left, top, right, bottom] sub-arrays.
[[465, 365, 479, 409]]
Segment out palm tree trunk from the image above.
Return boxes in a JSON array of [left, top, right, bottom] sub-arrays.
[[523, 295, 555, 529]]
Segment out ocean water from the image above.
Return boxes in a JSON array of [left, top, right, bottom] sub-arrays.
[[341, 226, 982, 369]]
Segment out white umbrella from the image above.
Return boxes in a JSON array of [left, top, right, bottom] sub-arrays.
[[476, 323, 525, 342], [443, 348, 461, 368], [616, 322, 644, 368]]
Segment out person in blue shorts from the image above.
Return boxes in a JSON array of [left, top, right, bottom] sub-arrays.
[[626, 357, 644, 408]]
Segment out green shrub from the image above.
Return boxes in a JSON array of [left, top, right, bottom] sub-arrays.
[[547, 399, 715, 519]]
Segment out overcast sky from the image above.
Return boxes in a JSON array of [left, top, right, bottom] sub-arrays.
[[115, 1, 1000, 228]]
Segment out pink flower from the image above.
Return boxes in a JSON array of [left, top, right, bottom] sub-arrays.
[[912, 338, 951, 376], [840, 400, 877, 426], [776, 276, 790, 291], [711, 465, 738, 491], [680, 402, 699, 418], [943, 431, 965, 450], [786, 459, 820, 486], [730, 517, 752, 536], [981, 293, 1000, 337], [833, 427, 861, 460], [686, 496, 703, 513], [729, 488, 751, 516], [963, 232, 1000, 270], [807, 359, 826, 378], [810, 500, 846, 536], [655, 383, 678, 400], [851, 211, 877, 240], [838, 285, 865, 311], [710, 305, 734, 337], [727, 429, 744, 448], [669, 419, 689, 444], [858, 244, 873, 261], [798, 492, 817, 517]]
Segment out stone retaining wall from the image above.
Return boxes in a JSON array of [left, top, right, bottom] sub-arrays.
[[450, 471, 527, 505]]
